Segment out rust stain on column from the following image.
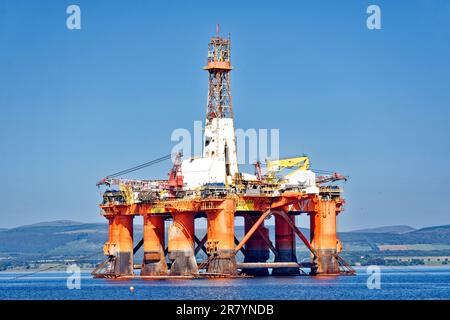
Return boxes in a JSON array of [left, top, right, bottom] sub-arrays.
[[206, 199, 237, 274], [104, 215, 134, 275], [310, 200, 340, 275], [141, 215, 168, 276], [168, 213, 198, 275]]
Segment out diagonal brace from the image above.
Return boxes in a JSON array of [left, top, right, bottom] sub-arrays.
[[234, 236, 246, 255], [194, 235, 208, 255], [274, 210, 317, 258], [234, 209, 271, 254], [247, 215, 278, 257], [133, 238, 144, 254]]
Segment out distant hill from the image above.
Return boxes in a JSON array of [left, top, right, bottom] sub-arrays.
[[408, 225, 450, 243], [351, 225, 416, 234], [1, 220, 449, 270], [411, 224, 450, 233], [0, 222, 109, 255], [14, 220, 87, 229]]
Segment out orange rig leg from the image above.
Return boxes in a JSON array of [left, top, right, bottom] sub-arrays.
[[310, 200, 340, 275], [168, 213, 198, 276], [272, 213, 300, 276], [141, 215, 168, 276], [105, 215, 134, 276], [206, 199, 237, 274], [243, 213, 270, 276]]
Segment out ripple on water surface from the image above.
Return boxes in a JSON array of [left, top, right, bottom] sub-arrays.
[[0, 266, 449, 300]]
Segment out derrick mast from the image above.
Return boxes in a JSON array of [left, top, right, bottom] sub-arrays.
[[202, 26, 239, 184]]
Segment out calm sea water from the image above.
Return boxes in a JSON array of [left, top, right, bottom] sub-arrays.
[[0, 266, 449, 300]]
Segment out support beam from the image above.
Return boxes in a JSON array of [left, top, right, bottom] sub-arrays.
[[275, 210, 317, 257], [168, 213, 199, 276], [206, 199, 237, 274], [243, 214, 270, 276], [133, 238, 144, 254], [272, 213, 300, 276], [141, 215, 168, 276], [248, 216, 278, 257], [194, 235, 208, 255], [103, 215, 134, 276], [310, 200, 340, 275], [234, 209, 271, 254], [234, 237, 246, 256], [237, 262, 300, 269]]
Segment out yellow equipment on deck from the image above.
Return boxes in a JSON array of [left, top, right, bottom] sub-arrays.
[[119, 184, 134, 205], [265, 156, 310, 181]]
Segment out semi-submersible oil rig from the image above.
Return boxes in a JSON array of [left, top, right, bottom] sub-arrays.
[[93, 28, 354, 279]]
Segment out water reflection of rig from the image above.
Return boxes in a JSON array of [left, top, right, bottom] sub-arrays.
[[93, 27, 354, 279]]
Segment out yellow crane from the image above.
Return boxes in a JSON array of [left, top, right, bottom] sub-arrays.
[[265, 156, 310, 181]]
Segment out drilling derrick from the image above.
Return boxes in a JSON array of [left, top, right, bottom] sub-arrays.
[[93, 27, 354, 280], [205, 26, 233, 121], [203, 26, 238, 184]]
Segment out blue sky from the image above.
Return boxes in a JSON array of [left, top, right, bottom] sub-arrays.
[[0, 0, 449, 230]]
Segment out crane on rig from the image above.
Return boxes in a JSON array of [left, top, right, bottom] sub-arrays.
[[265, 156, 318, 194], [265, 156, 310, 179], [96, 152, 183, 203], [315, 172, 348, 185]]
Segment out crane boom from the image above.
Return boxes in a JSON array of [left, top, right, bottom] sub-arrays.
[[266, 156, 310, 179], [96, 177, 166, 190], [95, 152, 181, 189], [315, 172, 348, 185]]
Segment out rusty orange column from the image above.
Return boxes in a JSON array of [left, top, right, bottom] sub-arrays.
[[206, 199, 237, 274], [243, 213, 270, 276], [310, 199, 340, 275], [141, 215, 168, 276], [272, 213, 300, 276], [103, 215, 134, 276], [168, 213, 198, 276]]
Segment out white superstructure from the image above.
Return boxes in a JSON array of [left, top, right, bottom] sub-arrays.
[[181, 157, 227, 188], [203, 118, 239, 183], [283, 170, 319, 194]]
